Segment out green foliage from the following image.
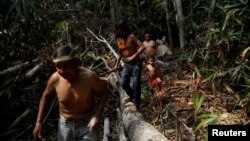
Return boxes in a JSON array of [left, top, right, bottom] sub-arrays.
[[191, 93, 218, 133], [195, 113, 218, 132], [226, 63, 250, 84], [55, 21, 71, 46], [192, 93, 206, 114], [246, 99, 250, 115], [141, 83, 150, 97]]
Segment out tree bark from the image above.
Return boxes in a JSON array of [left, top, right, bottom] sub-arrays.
[[165, 0, 174, 50], [135, 0, 141, 16], [25, 62, 43, 78], [109, 0, 116, 24], [117, 108, 128, 141], [8, 108, 31, 129], [175, 0, 185, 49], [108, 73, 168, 141], [103, 117, 110, 141], [0, 58, 39, 76]]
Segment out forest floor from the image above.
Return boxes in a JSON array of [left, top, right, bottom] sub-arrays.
[[105, 56, 250, 141], [137, 59, 250, 141], [100, 57, 250, 141]]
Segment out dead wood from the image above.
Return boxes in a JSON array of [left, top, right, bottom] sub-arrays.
[[8, 108, 31, 129], [11, 124, 33, 141], [0, 58, 39, 76], [87, 28, 118, 58], [108, 73, 168, 141], [103, 117, 110, 141], [116, 108, 128, 141], [25, 62, 43, 78]]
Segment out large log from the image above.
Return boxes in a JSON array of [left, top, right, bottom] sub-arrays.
[[108, 73, 168, 141], [116, 108, 128, 141]]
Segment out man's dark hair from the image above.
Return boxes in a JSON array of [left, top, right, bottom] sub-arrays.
[[115, 20, 131, 39], [53, 46, 78, 59]]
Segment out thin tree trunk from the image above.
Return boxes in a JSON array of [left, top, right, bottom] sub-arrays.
[[109, 0, 116, 24], [175, 0, 185, 49], [165, 0, 174, 51], [135, 0, 140, 16]]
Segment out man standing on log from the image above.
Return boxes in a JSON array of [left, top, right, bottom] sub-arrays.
[[33, 46, 108, 141], [114, 21, 146, 112]]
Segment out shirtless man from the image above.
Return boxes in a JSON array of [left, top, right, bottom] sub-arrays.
[[143, 33, 156, 61], [33, 46, 108, 141], [145, 56, 163, 96], [114, 21, 146, 111]]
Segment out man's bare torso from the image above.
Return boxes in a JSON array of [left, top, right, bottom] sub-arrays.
[[117, 35, 139, 59], [143, 40, 156, 57], [54, 68, 96, 120]]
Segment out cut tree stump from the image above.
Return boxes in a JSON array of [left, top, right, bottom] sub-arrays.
[[108, 73, 168, 141]]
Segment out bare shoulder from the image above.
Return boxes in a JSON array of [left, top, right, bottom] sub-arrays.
[[79, 67, 98, 79], [150, 40, 156, 44], [43, 72, 59, 94], [48, 72, 60, 85]]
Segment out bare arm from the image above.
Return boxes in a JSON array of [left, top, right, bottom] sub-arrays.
[[88, 72, 109, 131], [133, 35, 146, 58], [33, 73, 57, 137], [122, 35, 146, 63]]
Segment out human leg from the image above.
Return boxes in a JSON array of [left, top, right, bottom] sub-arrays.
[[121, 64, 134, 99], [58, 115, 75, 141], [133, 62, 142, 109]]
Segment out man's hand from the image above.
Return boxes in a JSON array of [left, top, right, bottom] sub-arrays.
[[87, 114, 101, 132], [123, 55, 135, 63], [33, 122, 43, 139]]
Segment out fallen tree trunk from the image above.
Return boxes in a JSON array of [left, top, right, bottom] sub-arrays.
[[109, 73, 168, 141], [8, 108, 31, 129], [0, 59, 40, 76], [116, 108, 128, 141], [25, 62, 43, 78]]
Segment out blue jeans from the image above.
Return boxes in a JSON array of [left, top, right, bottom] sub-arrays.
[[121, 60, 142, 109], [58, 115, 99, 141]]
